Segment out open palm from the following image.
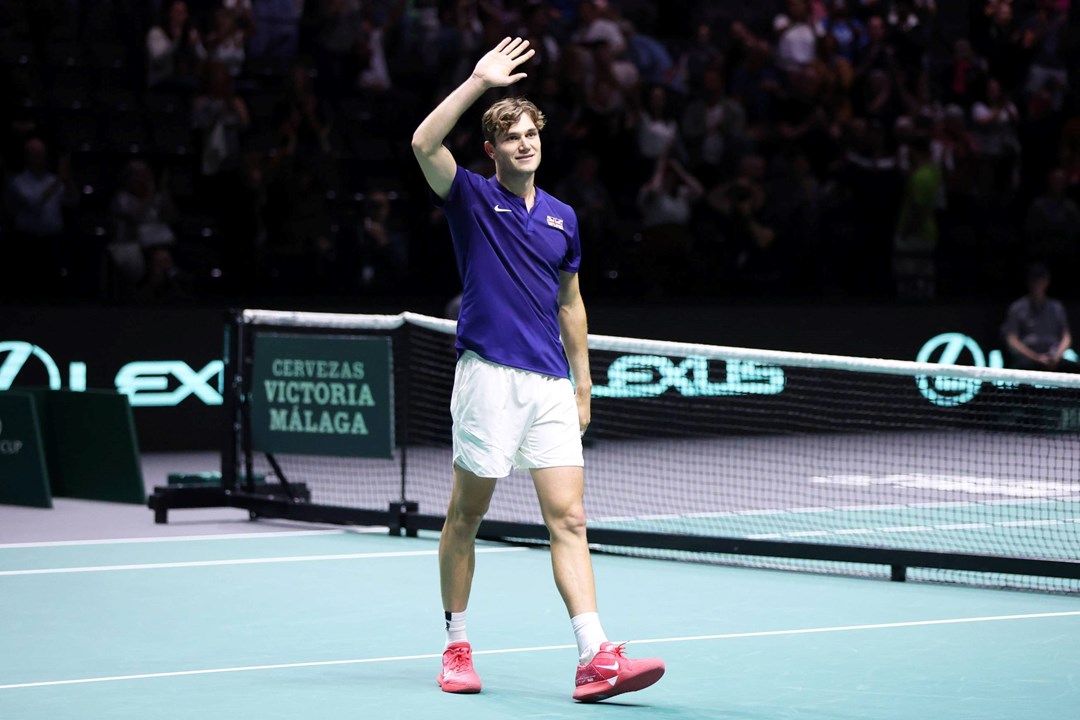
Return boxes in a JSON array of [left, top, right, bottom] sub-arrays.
[[472, 37, 535, 88]]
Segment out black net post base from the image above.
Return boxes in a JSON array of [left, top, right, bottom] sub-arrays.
[[389, 500, 420, 537], [147, 482, 312, 524]]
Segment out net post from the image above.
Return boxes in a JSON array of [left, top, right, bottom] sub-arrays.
[[220, 309, 242, 492], [891, 565, 907, 582], [397, 324, 410, 509], [239, 314, 256, 494], [388, 501, 419, 537]]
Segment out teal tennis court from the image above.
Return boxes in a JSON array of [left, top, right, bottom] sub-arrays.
[[2, 524, 1078, 720]]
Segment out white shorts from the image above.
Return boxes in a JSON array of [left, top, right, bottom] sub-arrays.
[[451, 351, 584, 478]]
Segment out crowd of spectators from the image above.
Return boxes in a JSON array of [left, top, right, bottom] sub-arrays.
[[3, 0, 1080, 304]]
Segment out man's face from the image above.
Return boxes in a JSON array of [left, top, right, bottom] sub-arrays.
[[488, 115, 541, 177]]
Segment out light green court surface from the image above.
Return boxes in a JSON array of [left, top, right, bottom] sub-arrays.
[[1, 530, 1077, 720]]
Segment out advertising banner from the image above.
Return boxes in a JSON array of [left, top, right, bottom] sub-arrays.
[[250, 334, 394, 458], [0, 392, 51, 508]]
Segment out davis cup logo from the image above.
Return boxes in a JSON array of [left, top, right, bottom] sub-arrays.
[[0, 415, 23, 456], [0, 341, 64, 390], [915, 333, 987, 407]]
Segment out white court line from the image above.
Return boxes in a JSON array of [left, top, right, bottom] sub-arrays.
[[0, 547, 526, 577], [746, 517, 1080, 541], [0, 529, 363, 550], [1, 610, 1077, 691]]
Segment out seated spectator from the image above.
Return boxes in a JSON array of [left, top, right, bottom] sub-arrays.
[[146, 0, 207, 90], [3, 138, 76, 295], [1002, 262, 1078, 371], [109, 160, 180, 296]]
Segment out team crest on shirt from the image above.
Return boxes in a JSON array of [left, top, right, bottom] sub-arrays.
[[546, 215, 564, 230]]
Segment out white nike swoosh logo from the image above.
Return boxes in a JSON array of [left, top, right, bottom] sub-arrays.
[[596, 662, 619, 672], [494, 205, 512, 213]]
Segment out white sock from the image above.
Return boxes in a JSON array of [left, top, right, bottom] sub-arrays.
[[571, 611, 608, 665], [445, 611, 467, 647]]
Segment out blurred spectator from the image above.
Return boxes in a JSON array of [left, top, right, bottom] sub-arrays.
[[573, 0, 626, 56], [314, 0, 368, 94], [978, 0, 1025, 93], [728, 37, 783, 133], [357, 190, 408, 290], [682, 66, 747, 186], [621, 20, 677, 89], [3, 138, 76, 294], [1002, 262, 1078, 371], [820, 1, 866, 63], [205, 5, 250, 78], [636, 153, 704, 295], [635, 85, 681, 164], [278, 58, 334, 158], [109, 160, 181, 298], [774, 0, 819, 71], [893, 135, 941, 299], [944, 38, 985, 107], [1022, 0, 1068, 108], [194, 62, 251, 179], [676, 21, 722, 92], [813, 30, 856, 125], [556, 153, 619, 283], [711, 166, 784, 294], [247, 0, 299, 75], [1026, 169, 1080, 276], [854, 15, 895, 80], [971, 77, 1020, 198], [146, 0, 207, 90], [886, 0, 932, 74]]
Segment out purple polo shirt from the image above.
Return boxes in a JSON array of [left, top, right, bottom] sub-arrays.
[[437, 166, 581, 378]]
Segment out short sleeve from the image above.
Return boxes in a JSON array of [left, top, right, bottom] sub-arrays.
[[431, 165, 476, 209], [560, 209, 582, 274], [1001, 300, 1022, 338]]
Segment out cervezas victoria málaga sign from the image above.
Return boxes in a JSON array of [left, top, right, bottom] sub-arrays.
[[250, 334, 394, 458]]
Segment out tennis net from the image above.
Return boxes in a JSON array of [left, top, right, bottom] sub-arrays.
[[210, 309, 1080, 593]]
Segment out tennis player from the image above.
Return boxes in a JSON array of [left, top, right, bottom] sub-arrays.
[[411, 37, 665, 702]]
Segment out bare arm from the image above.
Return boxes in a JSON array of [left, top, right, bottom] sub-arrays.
[[558, 271, 591, 434], [411, 37, 534, 199], [1006, 332, 1047, 365]]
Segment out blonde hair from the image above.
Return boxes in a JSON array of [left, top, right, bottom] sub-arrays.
[[481, 97, 547, 144]]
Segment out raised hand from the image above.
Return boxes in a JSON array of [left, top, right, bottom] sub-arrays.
[[471, 37, 535, 89]]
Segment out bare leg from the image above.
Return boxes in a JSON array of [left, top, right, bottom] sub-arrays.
[[440, 464, 498, 612], [531, 465, 597, 617]]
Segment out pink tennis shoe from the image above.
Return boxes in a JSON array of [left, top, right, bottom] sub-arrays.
[[572, 642, 665, 702], [438, 641, 482, 693]]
